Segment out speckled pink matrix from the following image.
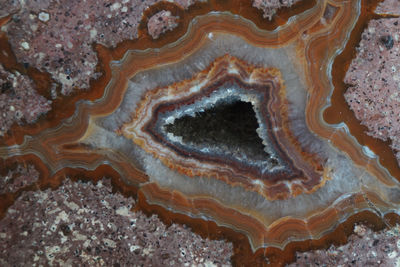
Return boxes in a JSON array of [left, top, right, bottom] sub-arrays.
[[376, 0, 400, 15], [290, 224, 400, 266], [344, 18, 400, 162], [0, 64, 51, 136], [1, 0, 200, 95], [148, 10, 179, 39], [252, 0, 301, 20], [0, 164, 39, 194], [0, 178, 233, 266]]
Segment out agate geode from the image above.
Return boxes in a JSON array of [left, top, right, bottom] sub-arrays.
[[122, 55, 324, 200], [2, 0, 400, 264]]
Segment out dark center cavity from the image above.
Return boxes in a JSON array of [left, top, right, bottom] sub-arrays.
[[164, 100, 274, 162]]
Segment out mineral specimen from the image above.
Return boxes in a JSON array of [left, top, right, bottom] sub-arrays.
[[1, 0, 400, 266]]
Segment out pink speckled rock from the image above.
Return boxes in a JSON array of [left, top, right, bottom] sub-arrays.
[[1, 0, 201, 95], [174, 0, 205, 9], [0, 164, 39, 194], [344, 18, 400, 162], [0, 0, 20, 18], [376, 0, 400, 15], [148, 10, 179, 39], [0, 64, 51, 136], [252, 0, 301, 20], [0, 178, 233, 266], [3, 0, 157, 95], [289, 224, 400, 266]]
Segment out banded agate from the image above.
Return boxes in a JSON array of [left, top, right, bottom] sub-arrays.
[[122, 55, 324, 200], [2, 0, 400, 259]]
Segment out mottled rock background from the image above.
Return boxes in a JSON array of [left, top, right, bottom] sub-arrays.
[[252, 0, 301, 20], [0, 64, 51, 136], [376, 0, 400, 15], [344, 17, 400, 162], [0, 163, 39, 194], [148, 10, 179, 39], [0, 177, 233, 266], [0, 0, 206, 96], [289, 224, 400, 266]]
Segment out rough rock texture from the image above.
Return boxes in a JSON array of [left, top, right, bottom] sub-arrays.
[[376, 0, 400, 15], [0, 164, 39, 194], [0, 178, 233, 266], [252, 0, 301, 20], [1, 0, 200, 95], [0, 64, 51, 136], [148, 10, 179, 39], [291, 224, 400, 266], [344, 18, 400, 162], [0, 0, 20, 18], [2, 0, 156, 95], [173, 0, 206, 9]]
